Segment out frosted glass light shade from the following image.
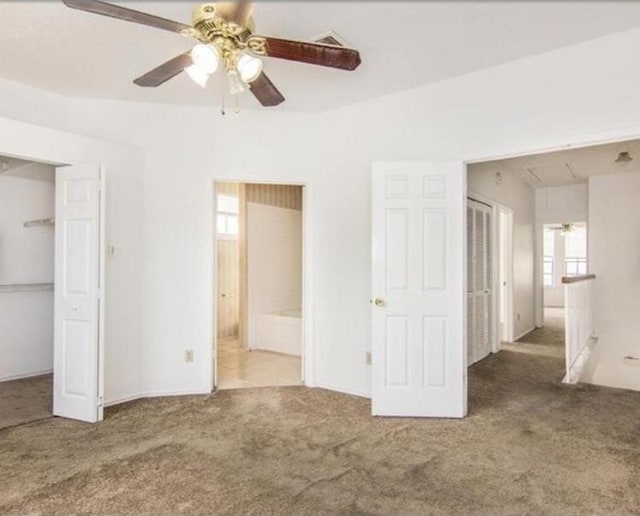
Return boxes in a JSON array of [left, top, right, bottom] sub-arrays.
[[228, 70, 246, 94], [237, 54, 263, 83], [185, 44, 219, 88], [185, 65, 210, 88]]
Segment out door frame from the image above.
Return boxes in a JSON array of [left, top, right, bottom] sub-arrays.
[[464, 130, 640, 356], [0, 153, 105, 422], [498, 206, 514, 345], [210, 179, 314, 391]]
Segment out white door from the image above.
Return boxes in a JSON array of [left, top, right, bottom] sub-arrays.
[[498, 208, 514, 343], [372, 162, 466, 418], [54, 164, 105, 423], [466, 199, 493, 365]]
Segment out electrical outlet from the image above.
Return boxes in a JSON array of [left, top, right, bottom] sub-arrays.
[[517, 313, 521, 321], [366, 352, 372, 365], [185, 350, 194, 363]]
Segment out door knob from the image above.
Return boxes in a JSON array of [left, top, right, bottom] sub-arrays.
[[374, 297, 386, 307]]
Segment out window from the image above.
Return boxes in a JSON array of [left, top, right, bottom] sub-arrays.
[[543, 228, 555, 287], [564, 226, 587, 276], [217, 194, 239, 237]]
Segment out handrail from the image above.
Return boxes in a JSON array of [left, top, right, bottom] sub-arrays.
[[562, 274, 596, 284]]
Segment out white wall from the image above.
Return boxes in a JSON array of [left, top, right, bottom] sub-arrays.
[[543, 230, 566, 307], [0, 77, 67, 130], [536, 184, 589, 308], [582, 170, 640, 391], [467, 167, 535, 340], [1, 25, 640, 400], [0, 115, 145, 405], [62, 26, 640, 399], [0, 172, 55, 380], [247, 202, 302, 352]]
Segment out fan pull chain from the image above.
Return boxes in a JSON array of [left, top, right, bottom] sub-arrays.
[[234, 94, 240, 114], [220, 74, 226, 116]]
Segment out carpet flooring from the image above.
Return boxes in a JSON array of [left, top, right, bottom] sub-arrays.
[[1, 331, 639, 514], [0, 374, 51, 430]]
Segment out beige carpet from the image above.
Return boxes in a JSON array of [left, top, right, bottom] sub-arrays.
[[1, 349, 639, 514], [503, 308, 566, 362], [0, 374, 52, 430]]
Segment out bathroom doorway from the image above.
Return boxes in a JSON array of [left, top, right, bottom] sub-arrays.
[[213, 182, 304, 390]]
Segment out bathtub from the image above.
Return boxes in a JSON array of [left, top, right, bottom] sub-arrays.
[[256, 308, 302, 356]]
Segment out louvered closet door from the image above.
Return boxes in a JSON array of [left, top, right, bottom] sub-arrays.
[[466, 199, 493, 366]]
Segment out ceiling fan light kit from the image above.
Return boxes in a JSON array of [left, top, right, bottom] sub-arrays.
[[61, 0, 362, 109]]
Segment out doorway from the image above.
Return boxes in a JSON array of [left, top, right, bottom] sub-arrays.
[[498, 207, 514, 344], [0, 157, 55, 429], [213, 181, 305, 390]]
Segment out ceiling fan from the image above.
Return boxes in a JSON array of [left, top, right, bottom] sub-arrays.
[[61, 0, 362, 107], [547, 223, 575, 234]]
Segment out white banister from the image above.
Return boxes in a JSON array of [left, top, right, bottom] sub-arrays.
[[562, 274, 597, 384]]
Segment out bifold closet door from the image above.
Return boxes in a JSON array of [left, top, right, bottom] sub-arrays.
[[54, 164, 105, 423], [466, 199, 492, 366]]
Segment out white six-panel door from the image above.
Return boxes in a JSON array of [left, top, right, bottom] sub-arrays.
[[54, 164, 105, 423], [371, 162, 466, 418]]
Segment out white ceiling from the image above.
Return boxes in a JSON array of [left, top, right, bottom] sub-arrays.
[[2, 2, 640, 111], [469, 139, 640, 188]]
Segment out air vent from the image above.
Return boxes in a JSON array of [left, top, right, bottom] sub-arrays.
[[312, 31, 347, 47]]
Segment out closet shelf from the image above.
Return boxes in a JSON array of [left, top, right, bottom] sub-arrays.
[[24, 218, 55, 228], [0, 283, 54, 293]]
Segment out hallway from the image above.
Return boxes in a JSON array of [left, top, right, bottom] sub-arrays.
[[500, 307, 566, 378]]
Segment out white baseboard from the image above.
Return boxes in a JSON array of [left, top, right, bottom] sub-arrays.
[[563, 336, 598, 384], [105, 384, 371, 409], [104, 389, 212, 408], [315, 382, 371, 399], [513, 326, 536, 342], [0, 369, 53, 383]]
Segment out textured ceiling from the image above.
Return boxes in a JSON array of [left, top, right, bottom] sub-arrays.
[[469, 139, 640, 188], [2, 2, 640, 111]]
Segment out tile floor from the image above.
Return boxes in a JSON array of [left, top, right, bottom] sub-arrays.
[[216, 339, 302, 390]]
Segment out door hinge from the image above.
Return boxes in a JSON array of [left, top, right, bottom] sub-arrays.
[[97, 396, 104, 407]]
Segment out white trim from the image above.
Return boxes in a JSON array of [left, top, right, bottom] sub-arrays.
[[0, 369, 53, 383], [513, 326, 536, 342], [210, 178, 314, 392], [104, 389, 212, 407], [563, 336, 597, 384], [315, 383, 370, 399], [498, 206, 515, 345]]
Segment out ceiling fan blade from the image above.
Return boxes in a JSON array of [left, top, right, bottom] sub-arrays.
[[219, 2, 254, 25], [61, 0, 193, 34], [260, 37, 361, 71], [133, 52, 193, 87], [249, 72, 285, 107]]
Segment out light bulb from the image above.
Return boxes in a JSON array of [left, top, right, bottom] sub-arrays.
[[236, 54, 263, 83], [185, 44, 219, 88]]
